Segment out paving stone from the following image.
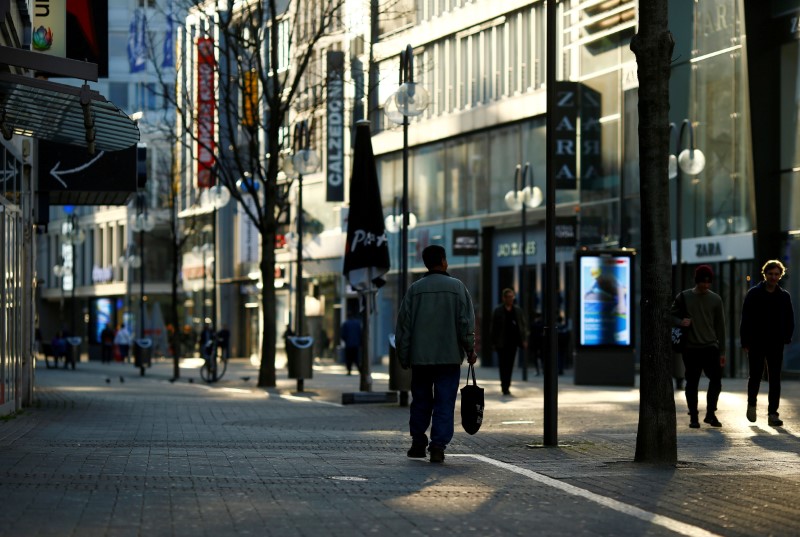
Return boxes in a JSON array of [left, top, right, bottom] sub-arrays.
[[0, 357, 798, 536]]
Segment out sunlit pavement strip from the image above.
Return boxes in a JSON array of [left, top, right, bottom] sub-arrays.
[[450, 454, 722, 537]]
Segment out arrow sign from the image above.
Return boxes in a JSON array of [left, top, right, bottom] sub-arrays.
[[37, 141, 137, 205], [49, 151, 105, 188]]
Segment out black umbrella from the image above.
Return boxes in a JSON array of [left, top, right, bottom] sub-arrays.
[[343, 120, 390, 393], [343, 120, 390, 291]]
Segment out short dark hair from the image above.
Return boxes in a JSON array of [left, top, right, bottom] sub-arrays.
[[422, 245, 446, 270]]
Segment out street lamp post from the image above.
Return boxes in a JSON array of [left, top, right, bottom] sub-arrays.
[[505, 163, 543, 381], [385, 44, 430, 298], [192, 230, 213, 326], [385, 196, 417, 310], [56, 207, 85, 337], [204, 183, 231, 330], [284, 120, 320, 392], [669, 119, 706, 292], [129, 191, 155, 376], [285, 120, 320, 336]]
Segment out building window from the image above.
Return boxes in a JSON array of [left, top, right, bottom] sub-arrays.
[[109, 82, 129, 111], [136, 82, 157, 111]]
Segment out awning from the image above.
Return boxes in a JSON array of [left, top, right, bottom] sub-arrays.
[[0, 72, 139, 153]]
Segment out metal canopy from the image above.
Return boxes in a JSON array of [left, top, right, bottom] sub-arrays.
[[0, 72, 140, 153]]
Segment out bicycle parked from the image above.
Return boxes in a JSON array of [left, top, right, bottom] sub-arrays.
[[200, 334, 228, 382]]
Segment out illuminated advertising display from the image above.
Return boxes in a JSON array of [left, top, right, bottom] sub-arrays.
[[577, 251, 634, 347]]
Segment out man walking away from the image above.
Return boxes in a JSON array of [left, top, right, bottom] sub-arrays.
[[670, 265, 726, 428], [340, 312, 363, 375], [395, 245, 477, 463], [740, 259, 795, 426], [100, 324, 115, 364], [490, 288, 528, 395]]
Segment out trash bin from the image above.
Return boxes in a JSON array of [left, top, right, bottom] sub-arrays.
[[133, 337, 153, 371], [65, 337, 82, 370], [286, 335, 314, 380], [388, 334, 411, 392]]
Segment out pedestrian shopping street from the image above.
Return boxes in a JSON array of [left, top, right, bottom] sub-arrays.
[[1, 357, 799, 536]]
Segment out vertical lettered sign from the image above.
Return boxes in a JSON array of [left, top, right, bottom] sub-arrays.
[[580, 85, 602, 187], [326, 51, 345, 202], [197, 37, 215, 189], [554, 81, 578, 190]]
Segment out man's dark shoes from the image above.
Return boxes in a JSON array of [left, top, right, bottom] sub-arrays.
[[768, 413, 783, 427], [689, 417, 700, 429], [407, 444, 427, 458], [429, 447, 445, 463], [703, 413, 722, 427]]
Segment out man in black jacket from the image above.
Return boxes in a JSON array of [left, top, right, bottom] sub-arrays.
[[490, 288, 528, 396], [740, 259, 795, 426]]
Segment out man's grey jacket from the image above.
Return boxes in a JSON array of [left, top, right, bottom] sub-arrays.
[[395, 271, 475, 369]]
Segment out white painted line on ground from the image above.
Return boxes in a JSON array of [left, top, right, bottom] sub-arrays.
[[450, 454, 721, 537]]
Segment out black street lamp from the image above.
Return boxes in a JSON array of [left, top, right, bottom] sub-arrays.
[[384, 44, 430, 298], [129, 191, 155, 376], [54, 208, 85, 336], [505, 163, 543, 381], [669, 119, 706, 293], [284, 120, 320, 337], [283, 120, 319, 392], [384, 196, 417, 310]]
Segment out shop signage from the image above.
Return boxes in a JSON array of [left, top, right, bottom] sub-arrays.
[[555, 217, 577, 247], [580, 85, 602, 189], [496, 240, 536, 258], [326, 51, 345, 202], [553, 81, 602, 190], [196, 37, 215, 189], [92, 265, 113, 284], [554, 81, 579, 190], [674, 232, 754, 263], [777, 11, 800, 43], [452, 229, 479, 256]]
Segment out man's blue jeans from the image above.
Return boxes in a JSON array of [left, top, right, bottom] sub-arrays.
[[409, 364, 461, 450]]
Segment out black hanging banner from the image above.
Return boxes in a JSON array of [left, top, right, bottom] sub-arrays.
[[326, 51, 345, 202]]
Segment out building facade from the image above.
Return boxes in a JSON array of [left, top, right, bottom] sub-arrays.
[[367, 0, 800, 375], [36, 0, 175, 364]]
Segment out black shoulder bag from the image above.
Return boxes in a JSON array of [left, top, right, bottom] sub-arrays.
[[460, 363, 484, 435], [671, 291, 688, 353]]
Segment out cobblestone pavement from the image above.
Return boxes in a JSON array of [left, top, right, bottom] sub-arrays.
[[1, 356, 799, 536]]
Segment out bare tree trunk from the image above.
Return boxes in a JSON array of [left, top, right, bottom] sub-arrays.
[[630, 0, 677, 464], [257, 231, 277, 387]]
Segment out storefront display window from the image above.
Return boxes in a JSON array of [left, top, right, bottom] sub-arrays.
[[691, 0, 754, 238], [412, 143, 445, 222], [489, 125, 521, 213], [780, 39, 800, 231]]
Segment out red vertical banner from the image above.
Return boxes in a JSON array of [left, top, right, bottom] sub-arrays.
[[197, 37, 215, 189]]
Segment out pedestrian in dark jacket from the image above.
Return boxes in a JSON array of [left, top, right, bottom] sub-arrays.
[[395, 245, 476, 463], [340, 313, 362, 375], [670, 265, 726, 429], [490, 288, 528, 395], [740, 259, 795, 426]]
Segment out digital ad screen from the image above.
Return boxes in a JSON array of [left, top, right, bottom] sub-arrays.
[[579, 254, 632, 347], [94, 298, 114, 343]]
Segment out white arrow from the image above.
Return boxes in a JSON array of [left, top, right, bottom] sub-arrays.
[[50, 151, 106, 188], [0, 164, 15, 183]]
